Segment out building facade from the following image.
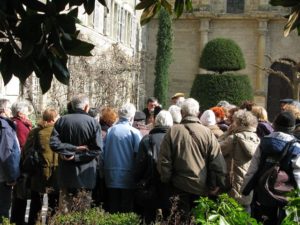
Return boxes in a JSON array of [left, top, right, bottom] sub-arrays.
[[144, 0, 300, 108], [0, 1, 143, 113]]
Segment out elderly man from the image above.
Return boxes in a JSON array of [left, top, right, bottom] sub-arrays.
[[0, 99, 20, 223], [104, 103, 142, 213], [157, 98, 227, 218], [50, 94, 102, 212]]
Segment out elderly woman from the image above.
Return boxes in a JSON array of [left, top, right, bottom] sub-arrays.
[[251, 105, 274, 139], [200, 109, 223, 138], [134, 110, 173, 224], [26, 108, 60, 225], [219, 109, 260, 212]]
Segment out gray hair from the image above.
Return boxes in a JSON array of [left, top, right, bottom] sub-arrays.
[[0, 99, 11, 112], [181, 98, 200, 117], [118, 103, 136, 120], [168, 105, 182, 123], [155, 110, 173, 127], [233, 109, 258, 128], [71, 94, 89, 110], [11, 101, 30, 117], [217, 100, 231, 107]]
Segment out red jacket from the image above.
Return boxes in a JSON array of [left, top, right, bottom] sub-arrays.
[[12, 117, 32, 150]]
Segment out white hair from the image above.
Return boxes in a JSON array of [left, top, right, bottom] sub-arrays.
[[71, 94, 89, 110], [181, 98, 200, 117], [118, 103, 136, 120], [11, 101, 30, 117], [0, 99, 11, 112], [168, 105, 182, 123], [155, 110, 173, 127]]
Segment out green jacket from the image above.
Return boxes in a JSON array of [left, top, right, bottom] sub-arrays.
[[157, 116, 227, 195], [24, 124, 59, 193]]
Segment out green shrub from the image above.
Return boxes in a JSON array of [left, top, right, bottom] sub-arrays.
[[200, 38, 245, 74], [154, 8, 173, 108], [190, 74, 253, 110], [281, 189, 300, 225], [50, 208, 140, 225], [193, 194, 261, 225]]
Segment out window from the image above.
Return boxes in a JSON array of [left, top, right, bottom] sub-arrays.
[[94, 1, 105, 33], [227, 0, 244, 13]]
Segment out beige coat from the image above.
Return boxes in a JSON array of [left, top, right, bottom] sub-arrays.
[[157, 116, 227, 195], [219, 127, 260, 206]]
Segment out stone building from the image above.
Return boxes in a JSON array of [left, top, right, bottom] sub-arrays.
[[143, 0, 300, 116]]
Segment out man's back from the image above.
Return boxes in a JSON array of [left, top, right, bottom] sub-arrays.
[[50, 112, 102, 189]]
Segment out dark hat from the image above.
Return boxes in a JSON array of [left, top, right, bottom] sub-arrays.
[[273, 111, 295, 133], [134, 111, 146, 121], [280, 98, 294, 104]]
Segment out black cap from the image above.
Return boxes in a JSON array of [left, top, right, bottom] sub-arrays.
[[280, 98, 294, 104], [273, 111, 295, 133], [134, 111, 146, 121]]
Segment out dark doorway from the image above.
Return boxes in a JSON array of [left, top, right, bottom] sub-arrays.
[[267, 58, 296, 122]]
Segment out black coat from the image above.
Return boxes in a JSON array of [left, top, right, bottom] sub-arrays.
[[50, 110, 102, 189]]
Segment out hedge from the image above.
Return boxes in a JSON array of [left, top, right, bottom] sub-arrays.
[[190, 74, 253, 110], [199, 38, 245, 74]]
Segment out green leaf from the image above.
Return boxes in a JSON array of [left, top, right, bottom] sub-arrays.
[[269, 0, 300, 7], [185, 0, 193, 12], [97, 0, 108, 8], [52, 57, 70, 85], [161, 0, 172, 14], [21, 0, 47, 12], [52, 0, 69, 12], [174, 0, 184, 18], [284, 6, 300, 37], [140, 3, 158, 25], [69, 0, 85, 7], [0, 44, 14, 85], [16, 14, 44, 42], [33, 59, 53, 93], [84, 0, 95, 15], [68, 7, 79, 18], [63, 38, 94, 56], [57, 14, 77, 34], [135, 0, 156, 10], [11, 56, 33, 84]]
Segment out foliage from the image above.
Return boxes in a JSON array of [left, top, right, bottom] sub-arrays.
[[0, 217, 11, 225], [50, 208, 140, 225], [193, 194, 261, 225], [281, 189, 300, 225], [270, 0, 300, 37], [0, 0, 107, 93], [200, 38, 246, 74], [154, 8, 173, 108], [190, 74, 253, 110]]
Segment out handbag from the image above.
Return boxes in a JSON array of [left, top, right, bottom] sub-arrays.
[[22, 128, 42, 175], [135, 135, 158, 206]]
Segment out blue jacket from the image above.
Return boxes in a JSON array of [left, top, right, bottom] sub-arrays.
[[104, 118, 142, 189], [0, 117, 21, 183]]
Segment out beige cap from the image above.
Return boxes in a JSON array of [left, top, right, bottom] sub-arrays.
[[171, 92, 185, 99]]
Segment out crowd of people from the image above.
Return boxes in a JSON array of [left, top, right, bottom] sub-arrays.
[[0, 94, 300, 225]]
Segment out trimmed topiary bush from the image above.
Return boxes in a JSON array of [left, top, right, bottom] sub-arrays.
[[190, 74, 253, 110], [200, 38, 245, 74]]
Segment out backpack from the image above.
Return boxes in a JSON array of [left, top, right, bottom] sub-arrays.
[[22, 128, 43, 175], [254, 140, 296, 207]]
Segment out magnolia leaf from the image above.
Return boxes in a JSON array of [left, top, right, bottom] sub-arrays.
[[64, 38, 94, 56], [185, 0, 193, 12], [270, 0, 300, 7], [84, 0, 95, 15], [284, 6, 300, 37], [135, 0, 155, 10], [0, 44, 14, 85], [140, 3, 158, 25], [21, 0, 47, 12], [161, 0, 172, 14], [97, 0, 108, 8], [52, 57, 70, 85], [174, 0, 184, 18], [69, 0, 85, 7], [52, 0, 69, 12]]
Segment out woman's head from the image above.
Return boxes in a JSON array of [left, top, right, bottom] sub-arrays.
[[232, 109, 258, 129]]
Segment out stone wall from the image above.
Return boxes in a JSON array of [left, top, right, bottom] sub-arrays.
[[144, 9, 300, 108]]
